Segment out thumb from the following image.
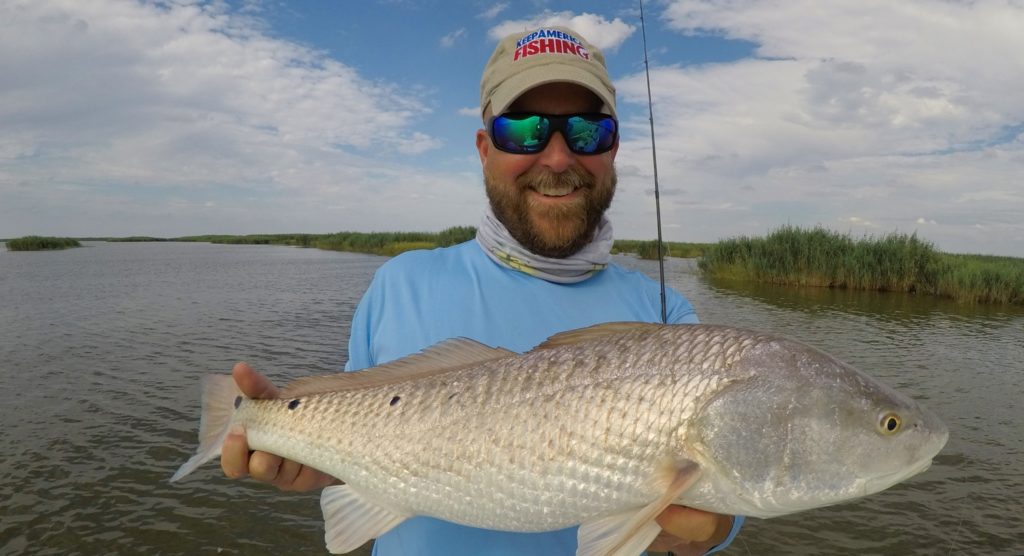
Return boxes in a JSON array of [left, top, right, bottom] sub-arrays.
[[232, 361, 280, 399]]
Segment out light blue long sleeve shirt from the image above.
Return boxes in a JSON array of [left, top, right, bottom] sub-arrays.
[[344, 240, 743, 555]]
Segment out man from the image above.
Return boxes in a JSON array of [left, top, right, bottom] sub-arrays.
[[223, 26, 743, 555]]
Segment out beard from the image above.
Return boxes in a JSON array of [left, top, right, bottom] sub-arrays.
[[484, 164, 616, 259]]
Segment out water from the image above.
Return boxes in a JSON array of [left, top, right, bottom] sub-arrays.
[[1, 242, 1021, 555]]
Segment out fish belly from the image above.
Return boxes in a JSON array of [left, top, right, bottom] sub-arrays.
[[238, 366, 695, 532]]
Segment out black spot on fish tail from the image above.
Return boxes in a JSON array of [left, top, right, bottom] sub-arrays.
[[288, 399, 300, 410], [234, 396, 242, 409], [389, 396, 401, 406]]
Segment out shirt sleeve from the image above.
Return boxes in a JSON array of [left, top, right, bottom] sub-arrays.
[[344, 270, 383, 372]]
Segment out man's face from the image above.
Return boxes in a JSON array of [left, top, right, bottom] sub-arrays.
[[476, 82, 618, 259]]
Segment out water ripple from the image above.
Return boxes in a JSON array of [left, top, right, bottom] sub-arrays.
[[0, 246, 1020, 555]]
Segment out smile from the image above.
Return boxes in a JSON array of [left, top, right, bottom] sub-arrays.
[[532, 185, 580, 198]]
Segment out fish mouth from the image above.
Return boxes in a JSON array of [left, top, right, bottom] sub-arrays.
[[862, 454, 937, 495]]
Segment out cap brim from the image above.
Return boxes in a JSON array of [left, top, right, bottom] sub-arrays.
[[487, 64, 616, 118]]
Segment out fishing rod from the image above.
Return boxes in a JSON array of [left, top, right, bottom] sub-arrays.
[[639, 0, 668, 323]]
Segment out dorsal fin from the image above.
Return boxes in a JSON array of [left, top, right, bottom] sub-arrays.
[[533, 321, 665, 351], [280, 338, 515, 397]]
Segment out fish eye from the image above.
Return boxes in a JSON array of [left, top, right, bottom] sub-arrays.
[[878, 412, 902, 435]]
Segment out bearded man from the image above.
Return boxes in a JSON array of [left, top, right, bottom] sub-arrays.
[[222, 25, 743, 556]]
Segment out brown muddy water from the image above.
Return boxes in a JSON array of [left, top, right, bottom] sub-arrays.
[[1, 241, 1021, 555]]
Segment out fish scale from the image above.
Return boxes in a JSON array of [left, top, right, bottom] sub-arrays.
[[172, 322, 947, 555], [247, 337, 708, 530]]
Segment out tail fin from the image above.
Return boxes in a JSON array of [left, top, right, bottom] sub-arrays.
[[170, 374, 243, 482]]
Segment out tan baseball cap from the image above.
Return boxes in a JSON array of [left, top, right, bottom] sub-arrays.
[[480, 26, 616, 119]]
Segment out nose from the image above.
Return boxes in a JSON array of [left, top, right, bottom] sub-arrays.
[[535, 131, 574, 173]]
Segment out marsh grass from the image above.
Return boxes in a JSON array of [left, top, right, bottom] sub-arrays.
[[5, 236, 81, 251], [175, 227, 478, 256], [176, 233, 319, 247], [312, 227, 477, 254], [172, 228, 706, 261], [612, 240, 712, 260], [106, 236, 170, 242], [171, 228, 712, 263], [933, 253, 1024, 304], [699, 226, 1024, 304]]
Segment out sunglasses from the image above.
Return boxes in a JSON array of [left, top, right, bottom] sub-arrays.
[[489, 112, 618, 155]]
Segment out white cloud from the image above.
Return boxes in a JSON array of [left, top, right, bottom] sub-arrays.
[[440, 28, 466, 48], [0, 0, 471, 237], [478, 3, 508, 21], [607, 0, 1024, 256], [489, 11, 635, 52], [0, 1, 440, 180], [3, 1, 1023, 257]]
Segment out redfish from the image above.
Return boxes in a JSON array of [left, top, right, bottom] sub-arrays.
[[172, 322, 947, 555]]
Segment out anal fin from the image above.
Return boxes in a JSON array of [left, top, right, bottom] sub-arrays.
[[321, 485, 408, 554], [576, 461, 702, 556]]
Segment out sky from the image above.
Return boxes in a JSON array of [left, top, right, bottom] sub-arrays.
[[2, 0, 1023, 257]]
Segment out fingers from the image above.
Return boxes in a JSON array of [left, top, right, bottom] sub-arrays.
[[247, 448, 335, 492], [647, 503, 737, 556], [232, 361, 280, 399], [649, 506, 734, 555], [293, 465, 341, 491], [655, 505, 719, 544], [224, 363, 283, 483], [222, 362, 337, 492], [223, 362, 278, 480], [221, 424, 252, 479], [249, 450, 287, 484], [275, 460, 337, 492], [221, 428, 331, 492]]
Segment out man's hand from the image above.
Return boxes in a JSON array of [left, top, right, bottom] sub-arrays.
[[649, 505, 733, 556], [220, 362, 338, 492]]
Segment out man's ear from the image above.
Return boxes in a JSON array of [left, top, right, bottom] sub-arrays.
[[476, 128, 490, 166]]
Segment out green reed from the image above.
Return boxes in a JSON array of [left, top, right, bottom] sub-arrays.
[[175, 227, 478, 256], [312, 227, 476, 255], [932, 253, 1024, 304], [699, 226, 1023, 304], [173, 228, 709, 261], [5, 236, 82, 251], [105, 236, 169, 242], [175, 233, 319, 247], [611, 240, 712, 260]]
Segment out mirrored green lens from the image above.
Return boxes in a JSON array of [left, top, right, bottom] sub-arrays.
[[492, 115, 550, 153], [566, 116, 616, 154]]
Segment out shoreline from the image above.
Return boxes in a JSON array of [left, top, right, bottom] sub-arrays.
[[7, 228, 1021, 304]]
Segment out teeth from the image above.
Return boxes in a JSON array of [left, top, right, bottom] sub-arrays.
[[534, 185, 576, 197]]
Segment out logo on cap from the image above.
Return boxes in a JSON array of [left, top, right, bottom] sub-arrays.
[[513, 28, 591, 62]]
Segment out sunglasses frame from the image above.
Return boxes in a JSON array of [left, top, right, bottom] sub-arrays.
[[488, 112, 619, 155]]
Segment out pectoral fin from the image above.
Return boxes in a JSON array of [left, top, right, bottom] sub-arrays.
[[576, 462, 702, 556], [321, 485, 408, 554]]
